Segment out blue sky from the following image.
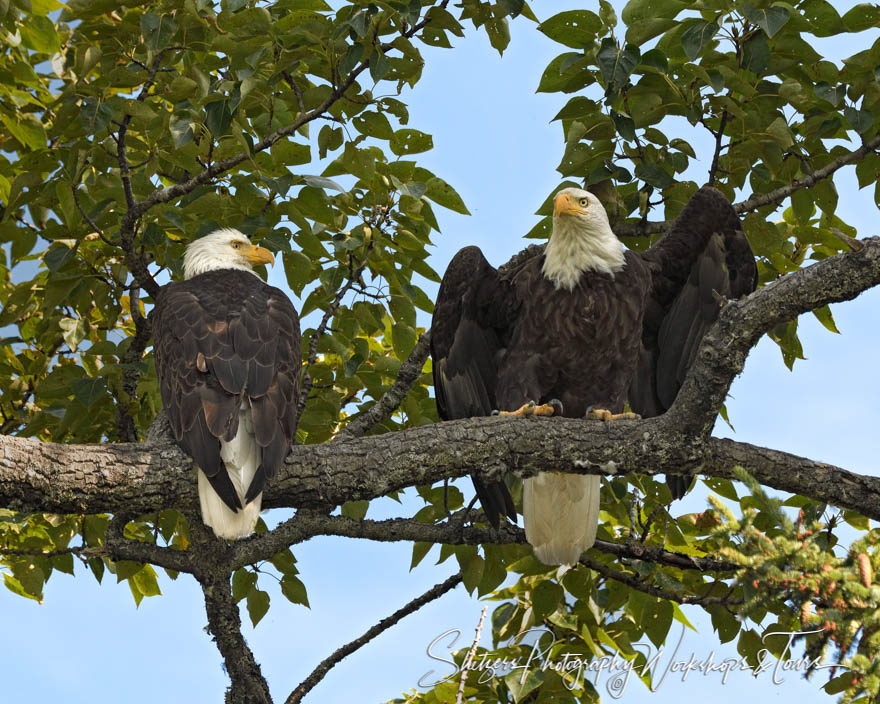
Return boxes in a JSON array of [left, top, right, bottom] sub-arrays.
[[2, 1, 879, 703]]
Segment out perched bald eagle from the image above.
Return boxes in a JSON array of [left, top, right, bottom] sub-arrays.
[[153, 229, 301, 540], [432, 186, 755, 565]]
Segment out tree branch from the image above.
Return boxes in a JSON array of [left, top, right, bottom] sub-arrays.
[[227, 512, 739, 574], [201, 570, 273, 704], [732, 134, 880, 216], [336, 331, 431, 440], [611, 134, 880, 239], [285, 572, 462, 704], [667, 236, 880, 435], [579, 554, 739, 606], [115, 287, 152, 442]]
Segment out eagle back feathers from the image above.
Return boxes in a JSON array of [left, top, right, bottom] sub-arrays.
[[153, 269, 301, 515]]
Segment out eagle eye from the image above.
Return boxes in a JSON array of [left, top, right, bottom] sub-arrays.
[[231, 241, 241, 249], [579, 198, 589, 207]]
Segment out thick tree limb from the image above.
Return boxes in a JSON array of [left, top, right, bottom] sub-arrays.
[[285, 572, 462, 704], [3, 412, 880, 522]]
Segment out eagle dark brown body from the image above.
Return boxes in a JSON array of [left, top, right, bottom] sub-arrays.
[[153, 268, 300, 533], [496, 249, 652, 418], [432, 186, 756, 561]]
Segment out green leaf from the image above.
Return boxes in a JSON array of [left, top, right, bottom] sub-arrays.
[[410, 541, 433, 570], [622, 0, 687, 44], [302, 175, 346, 192], [611, 110, 636, 141], [232, 568, 258, 602], [390, 129, 433, 156], [841, 3, 880, 31], [537, 10, 602, 48], [635, 162, 673, 188], [280, 575, 310, 607], [20, 14, 59, 53], [71, 377, 106, 407], [59, 317, 86, 351], [424, 177, 469, 214], [531, 580, 563, 619], [814, 82, 845, 106], [710, 605, 740, 643], [369, 49, 390, 82], [505, 668, 543, 702], [844, 107, 873, 135], [3, 573, 40, 601], [169, 116, 194, 147], [131, 565, 161, 598], [484, 16, 511, 55], [743, 5, 790, 38], [461, 554, 484, 594], [599, 0, 617, 29], [742, 31, 769, 74], [205, 99, 234, 136], [643, 599, 673, 647], [246, 588, 270, 626], [140, 13, 179, 51], [477, 554, 506, 596], [680, 20, 718, 60], [812, 304, 839, 334], [597, 38, 639, 92], [341, 500, 369, 520], [352, 111, 393, 140], [283, 250, 314, 297], [813, 178, 838, 215], [0, 114, 47, 151]]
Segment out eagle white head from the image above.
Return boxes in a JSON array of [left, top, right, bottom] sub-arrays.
[[183, 228, 276, 279], [543, 186, 625, 290]]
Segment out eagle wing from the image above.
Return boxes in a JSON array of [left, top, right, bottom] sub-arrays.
[[431, 246, 522, 527], [153, 270, 301, 510], [629, 186, 757, 498]]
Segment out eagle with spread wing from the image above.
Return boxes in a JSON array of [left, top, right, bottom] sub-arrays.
[[431, 186, 756, 565]]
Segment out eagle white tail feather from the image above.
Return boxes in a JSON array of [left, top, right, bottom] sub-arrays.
[[197, 402, 262, 540], [523, 472, 599, 566]]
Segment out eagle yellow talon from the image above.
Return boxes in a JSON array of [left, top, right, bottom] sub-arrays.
[[498, 401, 538, 416], [586, 408, 641, 422]]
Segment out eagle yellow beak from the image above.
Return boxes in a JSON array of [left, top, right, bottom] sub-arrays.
[[554, 191, 584, 217], [244, 244, 275, 267]]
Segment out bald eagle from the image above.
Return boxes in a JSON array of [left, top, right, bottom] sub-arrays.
[[432, 186, 755, 565], [153, 229, 301, 539]]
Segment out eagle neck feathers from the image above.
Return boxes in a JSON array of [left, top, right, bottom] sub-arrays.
[[542, 218, 626, 290]]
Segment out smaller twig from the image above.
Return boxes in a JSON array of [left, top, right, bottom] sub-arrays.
[[830, 227, 864, 252], [103, 511, 195, 575], [707, 108, 729, 186], [639, 505, 662, 543], [336, 331, 432, 441], [12, 214, 40, 234], [282, 70, 306, 115], [456, 605, 487, 704], [296, 248, 375, 425], [285, 572, 462, 704], [71, 185, 119, 246], [580, 554, 739, 606]]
